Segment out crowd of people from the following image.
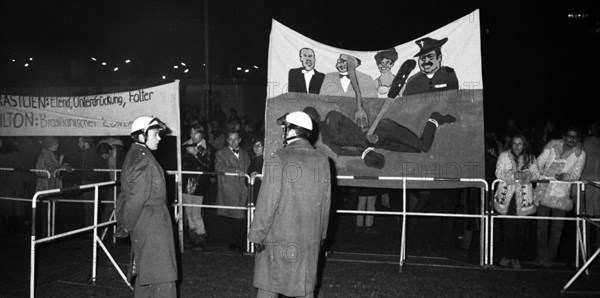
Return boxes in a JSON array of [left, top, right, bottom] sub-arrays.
[[1, 108, 600, 296]]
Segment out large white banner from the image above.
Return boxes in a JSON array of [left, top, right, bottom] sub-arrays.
[[0, 81, 181, 137]]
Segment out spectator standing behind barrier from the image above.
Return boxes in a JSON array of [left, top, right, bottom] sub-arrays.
[[0, 138, 26, 236], [78, 137, 104, 227], [248, 136, 264, 204], [182, 122, 215, 251], [581, 121, 600, 252], [356, 188, 385, 234], [215, 130, 250, 253], [35, 137, 71, 236], [115, 116, 177, 297], [494, 134, 540, 269], [98, 137, 126, 181], [249, 111, 331, 298], [534, 126, 586, 267]]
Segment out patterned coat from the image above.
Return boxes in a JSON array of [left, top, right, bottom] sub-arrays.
[[116, 143, 177, 285], [534, 139, 586, 211], [215, 146, 251, 219], [248, 139, 331, 297], [494, 151, 540, 216]]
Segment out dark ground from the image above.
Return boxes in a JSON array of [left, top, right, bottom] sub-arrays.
[[1, 190, 599, 297]]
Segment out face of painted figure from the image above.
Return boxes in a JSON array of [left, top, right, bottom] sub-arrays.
[[336, 56, 348, 73], [227, 132, 241, 150], [300, 48, 315, 71], [510, 137, 524, 157], [145, 129, 161, 151], [190, 127, 205, 144], [564, 130, 579, 149], [378, 57, 394, 74], [418, 50, 442, 75]]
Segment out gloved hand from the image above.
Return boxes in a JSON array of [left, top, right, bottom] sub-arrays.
[[115, 224, 129, 238], [363, 150, 385, 169], [253, 242, 265, 253], [64, 164, 73, 173]]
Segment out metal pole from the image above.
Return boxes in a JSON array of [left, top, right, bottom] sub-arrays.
[[30, 194, 38, 298], [91, 186, 99, 285], [177, 135, 184, 253], [204, 0, 211, 120]]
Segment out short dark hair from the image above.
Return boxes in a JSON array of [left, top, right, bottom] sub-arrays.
[[80, 137, 94, 147], [96, 142, 112, 155]]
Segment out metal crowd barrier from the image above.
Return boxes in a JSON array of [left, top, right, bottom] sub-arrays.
[[489, 179, 591, 268], [165, 170, 252, 253], [29, 181, 127, 298], [244, 174, 488, 271]]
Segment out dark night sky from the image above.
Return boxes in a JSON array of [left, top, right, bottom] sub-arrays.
[[1, 0, 598, 131]]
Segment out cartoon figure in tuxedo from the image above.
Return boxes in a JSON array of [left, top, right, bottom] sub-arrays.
[[319, 54, 377, 99], [287, 48, 325, 94]]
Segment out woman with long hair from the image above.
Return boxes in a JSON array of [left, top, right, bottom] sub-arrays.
[[494, 134, 539, 269]]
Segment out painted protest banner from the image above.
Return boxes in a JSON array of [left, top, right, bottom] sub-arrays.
[[0, 81, 181, 137], [264, 10, 484, 188]]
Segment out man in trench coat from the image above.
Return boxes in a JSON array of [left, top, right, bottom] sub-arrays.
[[249, 111, 331, 298], [116, 116, 177, 297]]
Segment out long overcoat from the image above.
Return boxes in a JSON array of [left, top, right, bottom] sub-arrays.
[[116, 143, 177, 285], [248, 139, 331, 297], [215, 147, 250, 219]]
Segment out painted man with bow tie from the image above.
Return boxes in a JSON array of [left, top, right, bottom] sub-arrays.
[[319, 54, 377, 99], [288, 48, 325, 94]]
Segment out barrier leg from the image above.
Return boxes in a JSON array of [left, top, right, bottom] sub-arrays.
[[91, 187, 99, 285], [30, 200, 37, 298], [561, 246, 600, 294]]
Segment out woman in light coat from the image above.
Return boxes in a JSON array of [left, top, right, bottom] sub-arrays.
[[494, 134, 539, 269]]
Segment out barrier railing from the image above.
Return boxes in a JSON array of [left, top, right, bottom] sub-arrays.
[[246, 174, 488, 270], [489, 179, 588, 268], [165, 170, 252, 253], [29, 181, 129, 298]]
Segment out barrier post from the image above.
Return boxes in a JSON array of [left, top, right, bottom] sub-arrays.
[[91, 185, 99, 285]]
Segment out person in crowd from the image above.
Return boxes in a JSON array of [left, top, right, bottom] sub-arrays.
[[373, 48, 398, 98], [78, 137, 103, 227], [533, 119, 557, 156], [0, 138, 26, 236], [98, 137, 125, 181], [247, 136, 264, 204], [35, 137, 71, 192], [288, 47, 325, 94], [35, 137, 71, 236], [211, 104, 227, 129], [115, 116, 177, 297], [228, 107, 240, 124], [581, 121, 600, 252], [182, 122, 215, 250], [534, 125, 586, 267], [249, 111, 331, 298], [403, 37, 458, 96], [356, 188, 385, 234], [215, 130, 251, 252], [240, 118, 257, 153], [494, 134, 540, 269]]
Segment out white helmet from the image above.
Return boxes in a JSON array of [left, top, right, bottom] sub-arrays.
[[276, 111, 313, 131], [131, 116, 166, 136]]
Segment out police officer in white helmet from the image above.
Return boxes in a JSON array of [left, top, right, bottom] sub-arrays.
[[115, 116, 178, 297], [249, 111, 332, 298]]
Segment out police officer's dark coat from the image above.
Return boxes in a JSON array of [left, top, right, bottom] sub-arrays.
[[248, 139, 331, 297], [403, 66, 458, 96], [117, 143, 177, 286]]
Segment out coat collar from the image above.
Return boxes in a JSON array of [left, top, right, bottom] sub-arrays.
[[285, 138, 312, 149]]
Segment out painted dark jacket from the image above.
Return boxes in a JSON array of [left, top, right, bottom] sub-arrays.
[[116, 143, 177, 285], [403, 66, 458, 96]]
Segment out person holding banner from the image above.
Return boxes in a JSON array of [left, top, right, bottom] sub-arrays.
[[115, 116, 177, 297], [249, 111, 331, 298]]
